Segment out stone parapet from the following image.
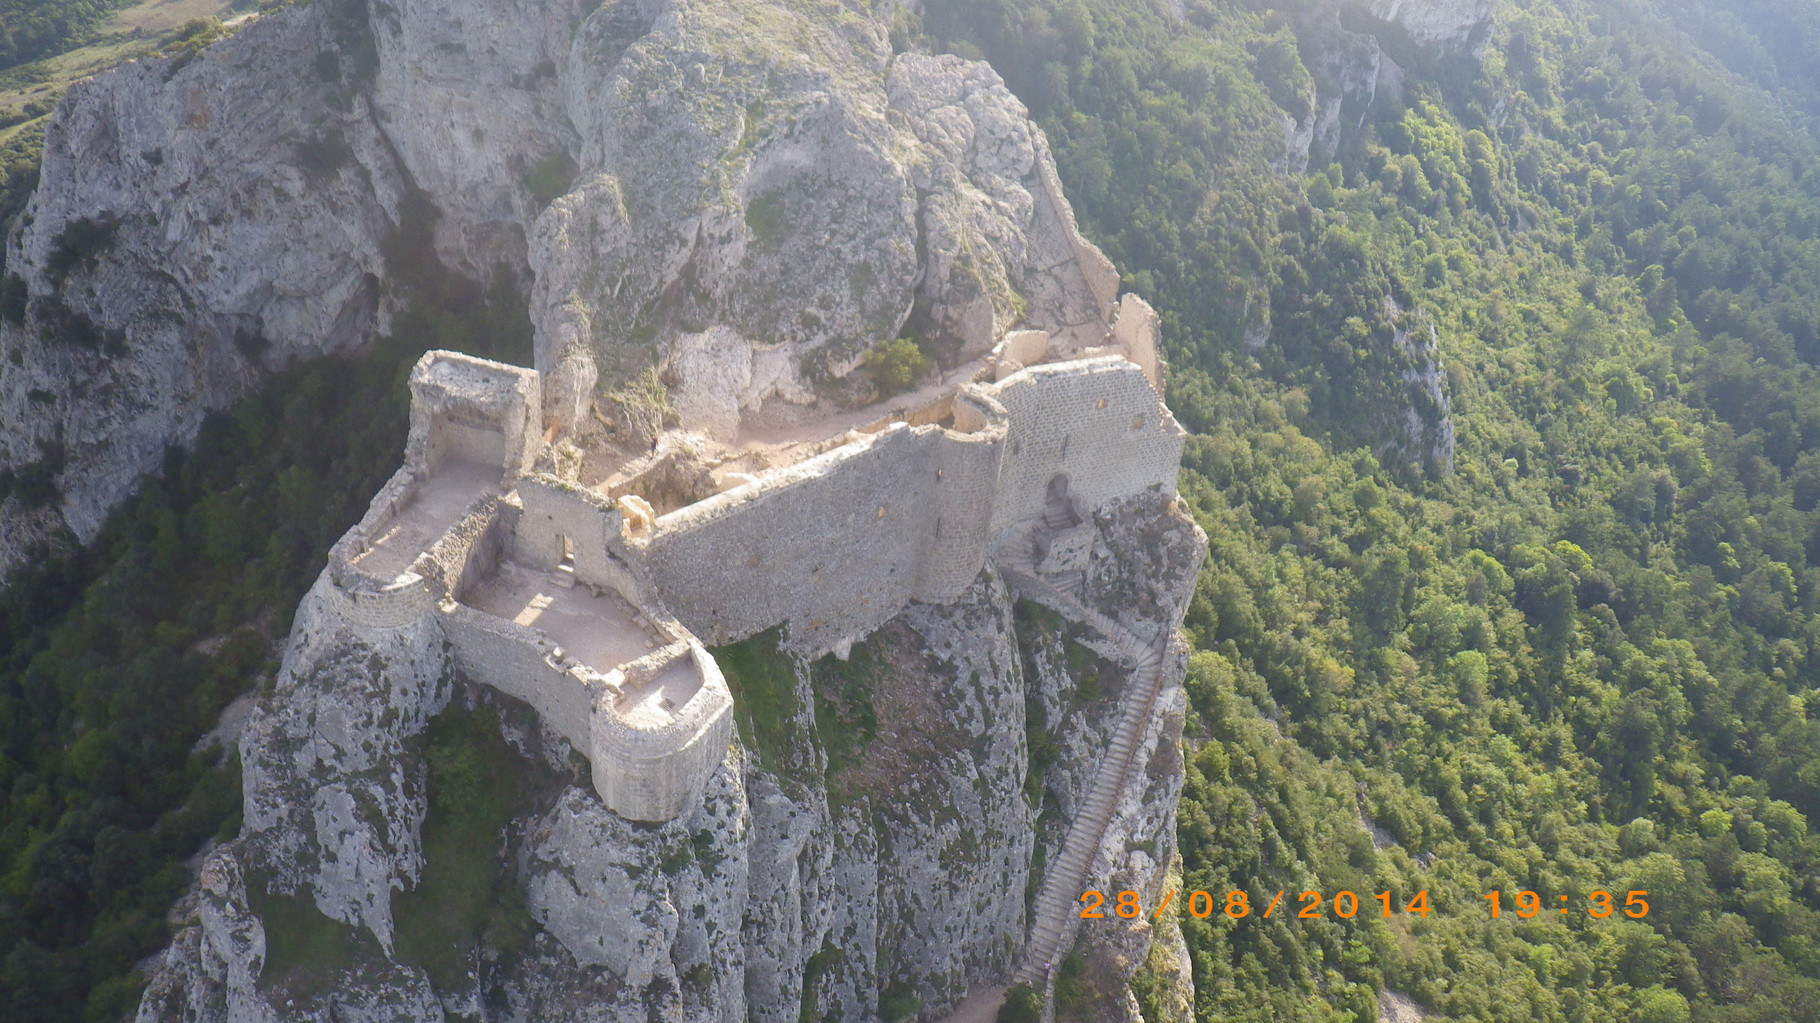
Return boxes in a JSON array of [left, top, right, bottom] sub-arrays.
[[322, 571, 437, 631], [417, 497, 508, 603], [983, 357, 1185, 541], [590, 641, 735, 822], [441, 602, 606, 754]]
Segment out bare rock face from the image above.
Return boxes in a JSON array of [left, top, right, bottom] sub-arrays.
[[1351, 0, 1493, 53], [531, 1, 1116, 431], [0, 4, 407, 555], [234, 579, 453, 950], [1274, 0, 1491, 174], [134, 496, 1203, 1023], [0, 0, 1119, 573]]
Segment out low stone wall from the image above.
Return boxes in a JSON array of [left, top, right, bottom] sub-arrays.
[[445, 605, 732, 821], [327, 464, 422, 573], [418, 495, 507, 601], [322, 572, 437, 630], [590, 642, 735, 822], [441, 602, 603, 755], [322, 464, 435, 630]]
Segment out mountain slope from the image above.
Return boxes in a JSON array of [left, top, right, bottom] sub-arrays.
[[922, 0, 1820, 1019]]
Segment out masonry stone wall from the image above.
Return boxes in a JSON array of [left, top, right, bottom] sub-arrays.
[[323, 463, 436, 629], [322, 573, 437, 630], [590, 642, 735, 822], [328, 466, 421, 577], [407, 351, 542, 477], [508, 476, 656, 608], [640, 426, 939, 652], [442, 603, 602, 753], [984, 357, 1185, 540], [417, 497, 507, 601], [1109, 294, 1161, 390], [913, 388, 1009, 601]]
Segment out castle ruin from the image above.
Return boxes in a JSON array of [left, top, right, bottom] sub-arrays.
[[321, 296, 1185, 823]]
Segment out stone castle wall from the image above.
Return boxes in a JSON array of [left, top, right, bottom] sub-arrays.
[[634, 358, 1181, 655], [912, 387, 1009, 601], [321, 572, 437, 630], [319, 340, 1184, 822], [985, 357, 1186, 540], [590, 643, 736, 822], [442, 602, 603, 753], [408, 351, 542, 476], [511, 477, 654, 610], [637, 410, 1015, 654]]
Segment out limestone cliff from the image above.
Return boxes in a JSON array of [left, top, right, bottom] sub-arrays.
[[135, 491, 1204, 1022], [0, 0, 1118, 575]]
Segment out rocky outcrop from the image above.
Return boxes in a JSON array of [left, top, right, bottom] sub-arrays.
[[0, 4, 409, 554], [135, 493, 1202, 1022], [1349, 0, 1492, 53], [0, 0, 1120, 575], [1272, 0, 1491, 173]]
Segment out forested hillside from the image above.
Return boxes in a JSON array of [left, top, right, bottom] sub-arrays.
[[923, 0, 1820, 1020], [4, 0, 1820, 1020]]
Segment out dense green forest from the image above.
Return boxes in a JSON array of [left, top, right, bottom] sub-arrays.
[[6, 0, 1820, 1020], [0, 0, 125, 71], [923, 0, 1820, 1020]]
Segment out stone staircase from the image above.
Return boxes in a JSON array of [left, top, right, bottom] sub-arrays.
[[998, 524, 1172, 992]]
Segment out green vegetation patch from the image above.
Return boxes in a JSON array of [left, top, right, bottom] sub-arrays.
[[712, 627, 803, 773], [923, 0, 1820, 1018], [798, 940, 840, 1023], [995, 983, 1042, 1023], [808, 633, 885, 781], [251, 885, 364, 998], [45, 213, 119, 284], [745, 192, 787, 246], [863, 336, 930, 395], [523, 149, 578, 206], [0, 227, 529, 1018], [878, 980, 918, 1022], [392, 705, 537, 991]]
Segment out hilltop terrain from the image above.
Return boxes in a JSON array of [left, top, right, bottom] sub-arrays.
[[5, 0, 1820, 1021]]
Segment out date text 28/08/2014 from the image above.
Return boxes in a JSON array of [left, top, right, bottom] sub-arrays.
[[1080, 889, 1651, 920]]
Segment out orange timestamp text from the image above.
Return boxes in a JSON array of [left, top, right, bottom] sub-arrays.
[[1484, 889, 1650, 918], [1080, 889, 1434, 920], [1081, 888, 1652, 920]]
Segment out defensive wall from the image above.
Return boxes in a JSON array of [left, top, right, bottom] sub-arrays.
[[634, 358, 1184, 654], [317, 298, 1185, 822]]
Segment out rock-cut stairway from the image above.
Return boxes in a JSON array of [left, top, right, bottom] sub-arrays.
[[997, 523, 1172, 992]]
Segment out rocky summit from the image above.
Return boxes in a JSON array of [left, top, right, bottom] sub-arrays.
[[0, 0, 1117, 574]]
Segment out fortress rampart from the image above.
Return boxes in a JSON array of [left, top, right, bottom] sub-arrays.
[[637, 411, 1007, 652], [319, 304, 1184, 821]]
